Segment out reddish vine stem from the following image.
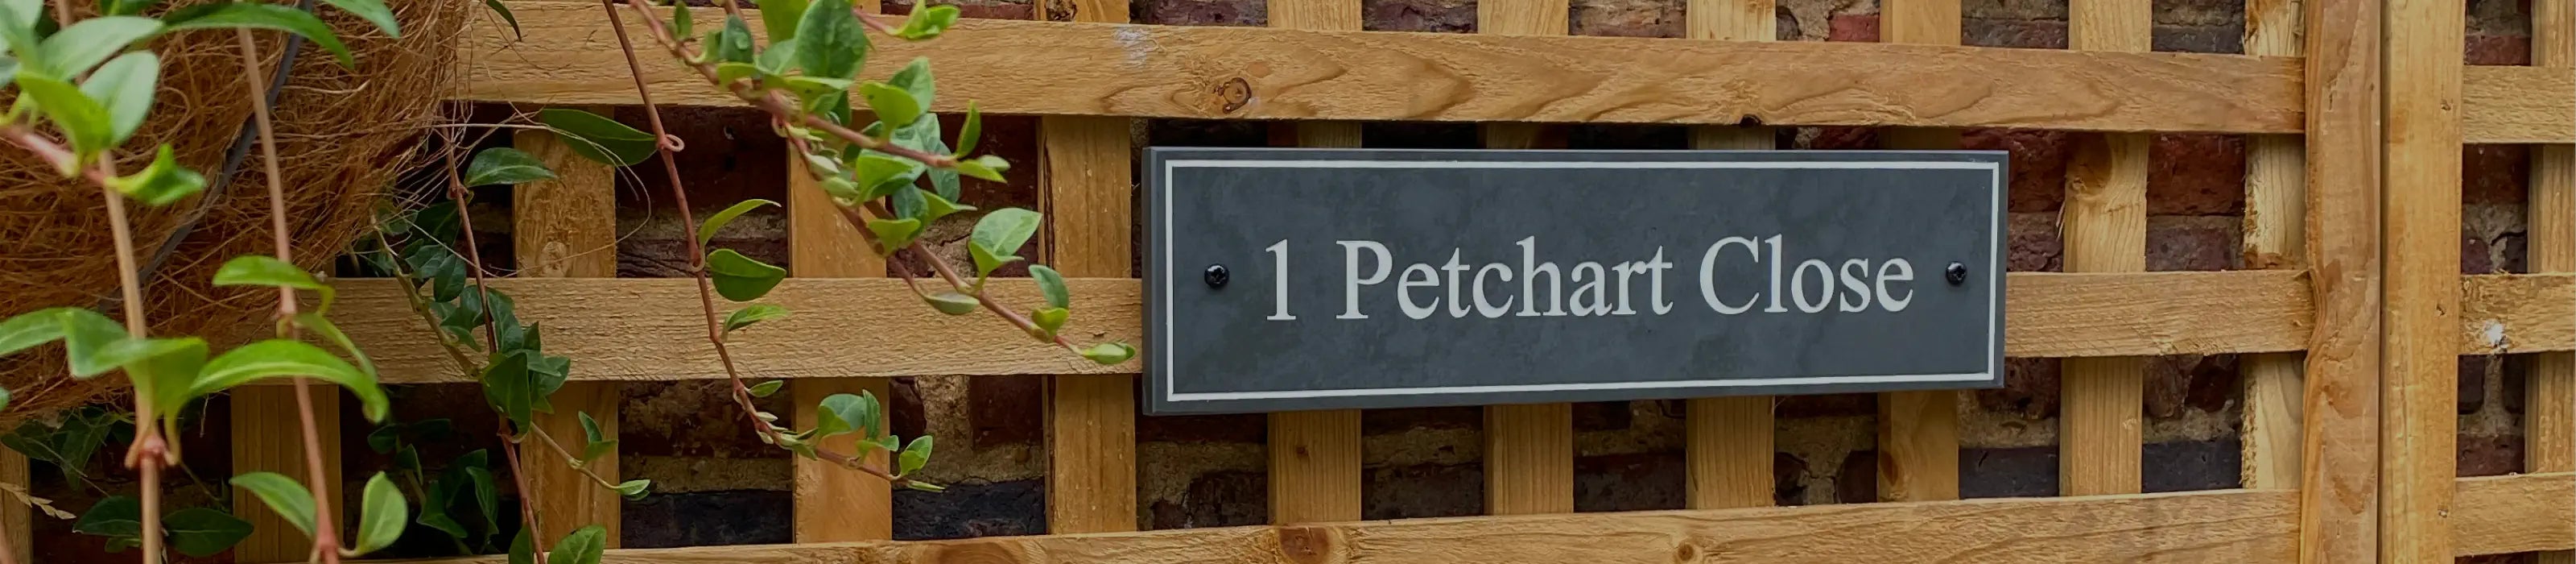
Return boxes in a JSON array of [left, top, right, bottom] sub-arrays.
[[619, 0, 956, 168], [233, 26, 346, 564], [436, 139, 551, 564]]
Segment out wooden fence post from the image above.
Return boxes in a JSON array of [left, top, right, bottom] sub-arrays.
[[787, 17, 897, 534], [1682, 0, 1777, 511], [2381, 0, 2463, 554], [1264, 0, 1366, 525], [2236, 0, 2304, 491], [3, 448, 27, 563], [1873, 0, 1963, 504], [514, 114, 623, 545], [2293, 0, 2382, 557], [1039, 0, 1139, 533], [231, 388, 342, 562], [2061, 0, 2151, 498], [2526, 2, 2573, 563], [1476, 0, 1575, 516]]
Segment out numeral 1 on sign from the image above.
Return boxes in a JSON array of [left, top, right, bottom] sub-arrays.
[[1267, 239, 1297, 320]]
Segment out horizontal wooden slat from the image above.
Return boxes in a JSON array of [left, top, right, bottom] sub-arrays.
[[2461, 273, 2574, 353], [459, 2, 2303, 133], [2463, 65, 2576, 143], [316, 272, 2314, 384], [2452, 472, 2576, 555], [375, 488, 2292, 563]]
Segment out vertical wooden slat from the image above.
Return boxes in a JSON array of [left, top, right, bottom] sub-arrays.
[[1, 448, 23, 564], [787, 68, 895, 541], [1682, 0, 1775, 512], [2059, 0, 2151, 498], [1476, 0, 1574, 516], [514, 118, 623, 545], [1264, 0, 1365, 525], [1873, 0, 1963, 504], [2381, 0, 2462, 554], [2237, 0, 2305, 491], [230, 387, 343, 562], [1039, 0, 1137, 532], [2527, 2, 2574, 564], [2294, 0, 2381, 555]]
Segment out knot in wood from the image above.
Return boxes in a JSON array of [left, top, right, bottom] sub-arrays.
[[1216, 77, 1253, 113], [1275, 526, 1334, 563]]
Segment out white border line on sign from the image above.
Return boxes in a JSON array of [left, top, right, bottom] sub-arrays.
[[1158, 159, 2006, 404]]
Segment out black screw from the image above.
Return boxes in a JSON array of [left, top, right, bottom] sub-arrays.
[[1945, 263, 1968, 285], [1204, 264, 1230, 288]]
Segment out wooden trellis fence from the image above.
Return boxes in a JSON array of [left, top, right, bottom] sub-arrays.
[[4, 0, 2571, 560]]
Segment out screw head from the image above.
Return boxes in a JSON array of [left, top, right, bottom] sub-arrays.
[[1945, 263, 1968, 285], [1203, 264, 1230, 288]]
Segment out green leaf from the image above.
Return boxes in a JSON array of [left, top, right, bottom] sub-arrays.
[[109, 144, 205, 206], [353, 472, 407, 555], [858, 81, 922, 129], [851, 153, 923, 201], [0, 307, 75, 357], [0, 386, 10, 413], [956, 101, 981, 156], [1030, 307, 1067, 340], [711, 15, 753, 64], [464, 463, 501, 530], [508, 529, 535, 564], [365, 423, 400, 454], [56, 306, 130, 378], [316, 0, 400, 37], [665, 0, 688, 40], [705, 248, 787, 301], [906, 480, 947, 492], [76, 50, 155, 146], [812, 392, 878, 439], [578, 411, 615, 462], [754, 37, 798, 75], [925, 291, 978, 315], [898, 435, 932, 475], [481, 350, 535, 427], [550, 525, 608, 564], [122, 336, 206, 419], [871, 433, 898, 454], [72, 495, 142, 538], [758, 0, 809, 42], [956, 155, 1009, 182], [780, 75, 851, 100], [297, 312, 377, 380], [162, 2, 355, 68], [101, 0, 163, 16], [1080, 342, 1136, 365], [969, 208, 1041, 270], [1030, 264, 1069, 309], [163, 507, 254, 557], [539, 108, 656, 167], [212, 255, 332, 308], [745, 379, 784, 398], [795, 0, 865, 80], [483, 0, 520, 39], [967, 242, 1015, 281], [40, 16, 159, 77], [865, 218, 920, 254], [724, 304, 788, 334], [613, 479, 651, 500], [885, 56, 934, 111], [462, 147, 556, 187], [17, 74, 113, 158], [892, 4, 958, 39], [194, 338, 390, 422], [698, 198, 778, 245], [919, 191, 973, 225], [229, 472, 316, 536]]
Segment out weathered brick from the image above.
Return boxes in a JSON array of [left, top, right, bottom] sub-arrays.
[[1963, 129, 2072, 213], [1364, 0, 1474, 31], [2006, 213, 2064, 272], [2458, 554, 2541, 564], [969, 375, 1046, 447], [2152, 23, 2243, 53], [1149, 471, 1266, 529], [2153, 0, 2244, 27], [1364, 405, 1482, 433], [2465, 34, 2533, 64], [2146, 135, 2246, 215], [625, 489, 792, 547], [1571, 0, 1682, 37], [1805, 126, 1878, 150], [1960, 0, 2064, 20], [2457, 433, 2524, 478], [2146, 215, 2241, 272], [2463, 144, 2531, 205], [1827, 13, 1879, 42], [1364, 462, 1484, 519], [623, 380, 793, 458], [892, 479, 1050, 539], [1139, 412, 1266, 443], [1576, 401, 1635, 432], [2467, 0, 2532, 39], [1772, 451, 1811, 505], [1835, 450, 1876, 504], [2462, 355, 2498, 414], [1978, 357, 2062, 419], [2140, 439, 2242, 492], [1135, 0, 1261, 26], [1963, 18, 2066, 49], [1778, 392, 1876, 418], [2146, 354, 2239, 420], [1574, 453, 1686, 512], [2502, 355, 2529, 414]]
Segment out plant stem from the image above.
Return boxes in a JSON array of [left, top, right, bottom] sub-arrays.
[[435, 138, 551, 562], [495, 431, 547, 564], [233, 27, 346, 564], [617, 0, 956, 168], [99, 174, 164, 564]]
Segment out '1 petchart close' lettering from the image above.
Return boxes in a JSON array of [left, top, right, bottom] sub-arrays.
[[1286, 236, 1915, 321]]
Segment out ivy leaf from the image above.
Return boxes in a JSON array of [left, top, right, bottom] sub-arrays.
[[483, 0, 520, 39], [968, 208, 1041, 277], [956, 101, 981, 156], [812, 392, 879, 439], [697, 198, 778, 245], [663, 0, 687, 39], [353, 472, 407, 555], [298, 313, 378, 380], [40, 16, 160, 77], [109, 144, 206, 206], [613, 479, 651, 501], [865, 218, 920, 254], [550, 525, 608, 564], [884, 56, 934, 112], [17, 74, 114, 159], [1030, 307, 1067, 340], [705, 249, 786, 302], [578, 412, 615, 462], [163, 507, 254, 557], [924, 291, 978, 315], [227, 472, 315, 537], [753, 37, 799, 76], [464, 464, 501, 532], [898, 435, 932, 475], [56, 306, 131, 378], [1080, 342, 1137, 365], [858, 81, 922, 129], [851, 153, 924, 201], [161, 2, 355, 68], [871, 433, 898, 454], [724, 304, 788, 335], [918, 189, 974, 225], [72, 495, 141, 539], [745, 379, 784, 398], [195, 338, 390, 423], [539, 108, 656, 167], [968, 242, 1016, 281], [508, 529, 535, 564], [316, 0, 400, 37], [1030, 264, 1069, 309], [891, 4, 958, 39], [213, 255, 332, 309], [710, 15, 753, 64], [77, 50, 157, 146], [795, 0, 865, 80], [758, 0, 809, 42], [955, 155, 1010, 182], [462, 147, 556, 187], [482, 350, 535, 429]]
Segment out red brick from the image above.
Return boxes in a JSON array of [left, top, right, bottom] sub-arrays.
[[1806, 126, 1878, 150], [2464, 34, 2533, 65], [1962, 129, 2071, 213], [1977, 357, 2062, 418], [1571, 0, 1682, 38], [1827, 13, 1878, 42], [2462, 144, 2530, 205], [2146, 355, 2239, 419], [969, 375, 1046, 446], [2456, 433, 2524, 477], [2006, 213, 2063, 272], [2461, 355, 2496, 414], [2145, 135, 2246, 215], [1364, 0, 1473, 32], [1136, 0, 1261, 26], [1963, 18, 2066, 49], [2146, 216, 2240, 272]]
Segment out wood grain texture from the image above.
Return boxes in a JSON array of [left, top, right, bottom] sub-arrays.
[[2450, 472, 2576, 555], [457, 4, 2305, 133], [1037, 0, 1138, 524], [1874, 0, 1963, 505], [229, 388, 342, 562], [2236, 0, 2304, 492], [0, 447, 22, 564], [2296, 0, 2380, 556], [1262, 0, 1365, 527], [2381, 0, 2463, 554], [1686, 396, 1773, 508], [2462, 65, 2576, 143], [514, 123, 622, 545], [787, 153, 894, 542], [2057, 115, 2149, 495], [2462, 273, 2576, 353], [2531, 6, 2573, 563], [1476, 0, 1575, 519], [376, 489, 2299, 564]]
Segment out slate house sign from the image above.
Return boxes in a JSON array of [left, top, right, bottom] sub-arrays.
[[1145, 148, 2009, 415]]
